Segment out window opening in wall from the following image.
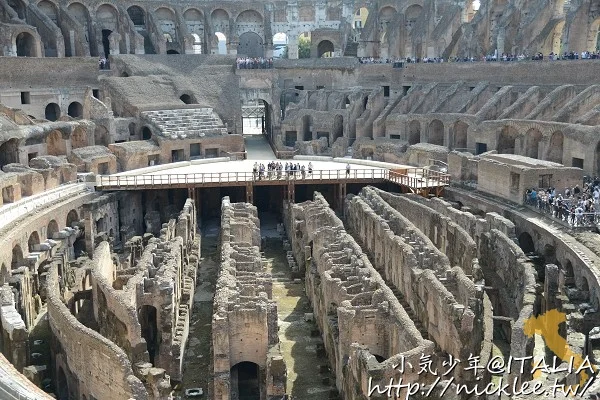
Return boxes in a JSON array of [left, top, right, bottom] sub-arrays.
[[295, 85, 304, 90], [98, 162, 109, 175], [92, 89, 99, 99], [475, 142, 488, 155], [28, 152, 37, 162], [403, 85, 411, 95], [510, 172, 520, 192], [383, 86, 390, 97], [539, 174, 553, 188], [572, 158, 584, 169], [190, 143, 201, 158], [316, 85, 324, 90], [171, 149, 184, 162], [20, 92, 30, 104], [390, 134, 401, 139]]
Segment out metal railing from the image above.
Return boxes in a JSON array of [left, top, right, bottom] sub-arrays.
[[523, 193, 598, 228], [97, 169, 390, 187]]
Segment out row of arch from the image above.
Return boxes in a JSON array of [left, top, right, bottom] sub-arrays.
[[7, 209, 79, 272], [44, 101, 83, 121], [404, 119, 566, 163]]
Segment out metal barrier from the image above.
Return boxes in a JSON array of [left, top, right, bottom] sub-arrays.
[[97, 169, 390, 188], [388, 168, 450, 189], [523, 193, 598, 228]]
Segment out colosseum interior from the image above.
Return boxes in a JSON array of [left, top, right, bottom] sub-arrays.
[[0, 0, 599, 398]]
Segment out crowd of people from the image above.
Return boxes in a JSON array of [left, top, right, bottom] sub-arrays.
[[252, 161, 352, 180], [236, 57, 274, 69], [98, 57, 110, 70], [524, 181, 600, 227]]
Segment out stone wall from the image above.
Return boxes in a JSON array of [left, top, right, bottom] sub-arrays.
[[47, 259, 148, 400], [212, 197, 285, 400], [345, 187, 487, 380], [285, 192, 435, 399]]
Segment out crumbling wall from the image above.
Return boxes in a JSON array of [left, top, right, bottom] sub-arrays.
[[285, 193, 434, 399], [212, 197, 285, 400], [344, 188, 485, 380], [47, 261, 148, 400]]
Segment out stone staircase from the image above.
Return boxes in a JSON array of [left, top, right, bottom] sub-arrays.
[[141, 108, 228, 139], [344, 41, 359, 57]]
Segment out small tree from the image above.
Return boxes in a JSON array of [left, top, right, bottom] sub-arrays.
[[282, 36, 311, 59]]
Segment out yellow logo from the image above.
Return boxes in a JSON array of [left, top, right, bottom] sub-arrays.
[[524, 309, 597, 389]]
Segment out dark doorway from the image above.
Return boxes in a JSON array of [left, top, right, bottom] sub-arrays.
[[68, 102, 83, 118], [518, 232, 535, 253], [142, 127, 152, 140], [232, 362, 260, 400], [45, 103, 60, 121], [101, 29, 111, 58], [139, 305, 159, 364], [16, 32, 35, 57]]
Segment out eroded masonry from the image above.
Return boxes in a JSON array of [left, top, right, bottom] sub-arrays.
[[0, 0, 600, 397]]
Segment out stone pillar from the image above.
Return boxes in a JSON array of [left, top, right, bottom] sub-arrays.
[[108, 31, 121, 55], [544, 264, 559, 313], [287, 34, 299, 59]]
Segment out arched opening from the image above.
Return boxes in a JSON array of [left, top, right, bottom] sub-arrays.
[[121, 71, 129, 77], [94, 125, 109, 146], [518, 232, 535, 254], [142, 126, 152, 140], [565, 260, 574, 279], [47, 220, 59, 239], [453, 121, 468, 150], [525, 128, 542, 159], [166, 49, 179, 54], [11, 245, 23, 270], [582, 276, 590, 293], [354, 7, 369, 31], [68, 2, 93, 55], [273, 32, 287, 58], [408, 120, 420, 144], [498, 126, 519, 154], [215, 32, 227, 54], [231, 362, 260, 400], [333, 115, 343, 142], [47, 130, 67, 156], [404, 5, 423, 57], [546, 131, 564, 164], [7, 0, 26, 19], [191, 33, 202, 54], [180, 94, 195, 104], [317, 40, 334, 57], [0, 138, 19, 168], [543, 21, 565, 55], [428, 119, 444, 146], [101, 29, 112, 58], [464, 0, 480, 23], [156, 7, 177, 46], [66, 209, 79, 228], [139, 305, 159, 364], [237, 32, 264, 58], [302, 115, 312, 141], [127, 5, 145, 26], [57, 367, 69, 400], [16, 32, 36, 57], [543, 244, 556, 263], [28, 231, 40, 253], [45, 103, 60, 121], [37, 0, 58, 23], [67, 102, 83, 118]]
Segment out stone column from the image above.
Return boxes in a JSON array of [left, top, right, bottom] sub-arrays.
[[287, 34, 299, 59]]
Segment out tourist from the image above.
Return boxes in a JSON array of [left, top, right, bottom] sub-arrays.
[[346, 163, 351, 177]]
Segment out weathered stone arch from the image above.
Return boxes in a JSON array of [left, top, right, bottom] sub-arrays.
[[211, 9, 230, 35], [317, 40, 334, 57], [453, 121, 468, 149], [15, 31, 39, 57], [37, 0, 58, 23], [0, 138, 19, 168], [542, 21, 565, 55], [45, 103, 60, 121], [497, 125, 519, 154], [66, 209, 79, 227], [525, 128, 542, 158], [127, 5, 145, 26], [428, 119, 444, 146], [47, 219, 59, 239], [11, 244, 23, 269], [96, 4, 118, 30], [184, 8, 204, 51], [298, 5, 315, 22], [47, 130, 67, 156], [68, 2, 94, 54], [28, 231, 40, 253], [235, 9, 263, 24], [408, 120, 420, 144], [237, 32, 264, 57], [546, 131, 563, 164], [142, 126, 152, 140], [68, 101, 83, 118]]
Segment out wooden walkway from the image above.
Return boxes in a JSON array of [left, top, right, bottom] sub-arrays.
[[96, 168, 450, 196]]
